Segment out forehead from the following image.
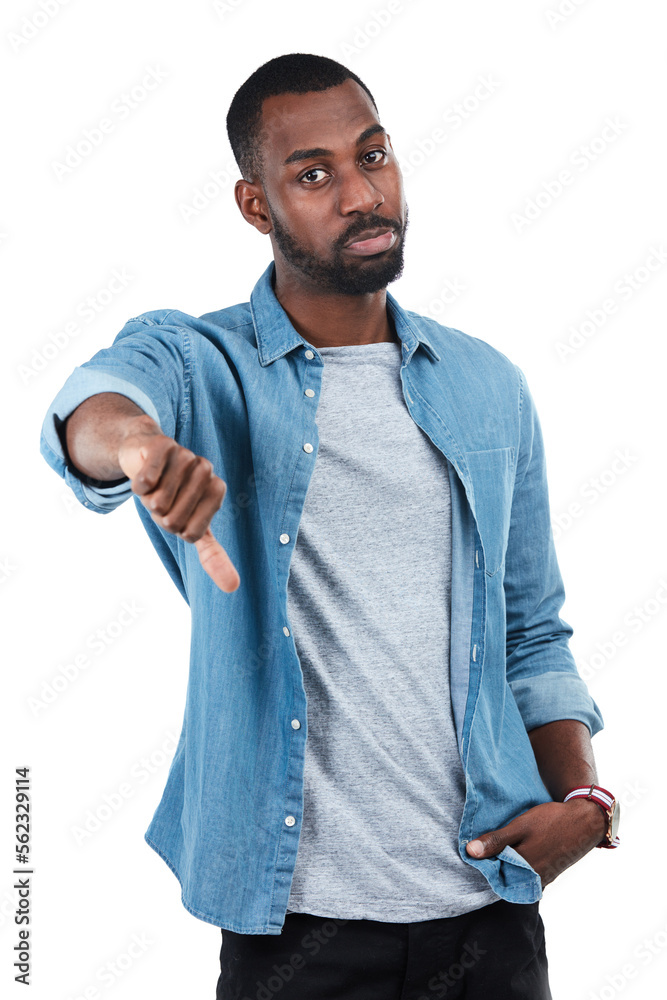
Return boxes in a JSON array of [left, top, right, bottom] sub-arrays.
[[259, 79, 380, 163]]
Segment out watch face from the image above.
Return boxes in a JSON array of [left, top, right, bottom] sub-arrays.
[[610, 800, 620, 840]]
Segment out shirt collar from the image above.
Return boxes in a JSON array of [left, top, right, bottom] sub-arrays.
[[249, 261, 441, 367]]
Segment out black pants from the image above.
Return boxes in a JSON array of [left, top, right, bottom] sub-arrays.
[[216, 898, 552, 999]]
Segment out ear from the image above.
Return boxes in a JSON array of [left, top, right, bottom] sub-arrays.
[[234, 178, 272, 236]]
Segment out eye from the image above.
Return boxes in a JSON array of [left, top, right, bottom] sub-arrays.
[[300, 167, 328, 184], [362, 149, 387, 165]]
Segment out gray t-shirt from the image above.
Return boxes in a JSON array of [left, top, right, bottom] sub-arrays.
[[285, 340, 499, 922]]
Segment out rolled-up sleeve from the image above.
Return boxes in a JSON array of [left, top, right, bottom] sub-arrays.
[[39, 313, 190, 514], [504, 366, 604, 737]]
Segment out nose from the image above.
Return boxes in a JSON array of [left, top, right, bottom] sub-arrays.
[[337, 166, 384, 216]]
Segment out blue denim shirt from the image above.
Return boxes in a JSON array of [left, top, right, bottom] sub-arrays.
[[40, 261, 604, 934]]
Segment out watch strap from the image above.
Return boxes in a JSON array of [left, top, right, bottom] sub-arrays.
[[563, 784, 620, 849]]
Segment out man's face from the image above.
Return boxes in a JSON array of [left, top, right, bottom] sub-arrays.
[[254, 79, 408, 295]]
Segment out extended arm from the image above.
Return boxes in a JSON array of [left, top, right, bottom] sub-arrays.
[[61, 392, 239, 593]]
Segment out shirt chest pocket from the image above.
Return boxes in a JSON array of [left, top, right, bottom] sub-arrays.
[[464, 447, 515, 576]]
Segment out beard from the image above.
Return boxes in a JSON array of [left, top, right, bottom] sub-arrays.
[[266, 199, 409, 295]]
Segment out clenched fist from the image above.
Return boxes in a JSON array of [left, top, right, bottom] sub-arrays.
[[117, 414, 240, 593]]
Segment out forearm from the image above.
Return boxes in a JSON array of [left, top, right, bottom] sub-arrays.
[[527, 718, 598, 801], [65, 391, 159, 480]]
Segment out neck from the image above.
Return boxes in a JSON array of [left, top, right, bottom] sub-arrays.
[[272, 264, 398, 348]]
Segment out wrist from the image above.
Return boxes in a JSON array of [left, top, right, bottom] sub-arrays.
[[563, 784, 620, 848], [116, 414, 166, 482], [119, 411, 161, 441], [117, 412, 161, 455], [564, 795, 608, 843]]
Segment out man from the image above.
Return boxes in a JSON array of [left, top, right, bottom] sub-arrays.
[[40, 53, 619, 998]]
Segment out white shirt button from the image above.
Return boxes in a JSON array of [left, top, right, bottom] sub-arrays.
[[303, 443, 313, 453], [283, 626, 290, 637], [291, 719, 301, 730], [285, 815, 296, 827], [305, 388, 315, 397], [279, 533, 290, 544], [304, 350, 314, 359]]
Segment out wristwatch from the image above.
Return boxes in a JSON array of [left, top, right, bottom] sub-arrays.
[[563, 784, 620, 848]]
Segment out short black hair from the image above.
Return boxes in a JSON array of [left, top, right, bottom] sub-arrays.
[[226, 52, 378, 184]]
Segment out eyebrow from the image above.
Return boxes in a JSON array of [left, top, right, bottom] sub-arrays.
[[282, 123, 387, 166]]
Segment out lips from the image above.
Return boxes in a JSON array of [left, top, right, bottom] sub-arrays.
[[343, 228, 397, 256]]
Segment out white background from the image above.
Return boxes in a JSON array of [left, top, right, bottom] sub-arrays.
[[2, 1, 665, 998]]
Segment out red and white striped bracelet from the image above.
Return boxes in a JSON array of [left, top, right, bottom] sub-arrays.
[[563, 784, 620, 848]]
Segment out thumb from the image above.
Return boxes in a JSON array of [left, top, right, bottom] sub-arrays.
[[466, 830, 507, 859], [194, 527, 240, 593], [118, 442, 146, 481]]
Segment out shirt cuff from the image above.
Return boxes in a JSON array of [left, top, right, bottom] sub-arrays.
[[510, 671, 605, 737], [40, 368, 161, 513]]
